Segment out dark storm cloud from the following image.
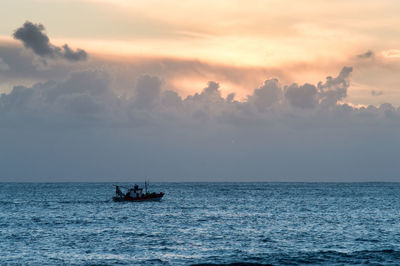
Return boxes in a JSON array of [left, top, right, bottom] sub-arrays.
[[0, 70, 116, 127], [62, 44, 88, 61], [0, 44, 41, 76], [134, 75, 162, 109], [13, 21, 53, 56], [13, 21, 87, 62], [0, 66, 394, 127], [317, 66, 352, 107], [1, 20, 399, 181], [278, 66, 352, 109], [0, 43, 92, 94], [284, 83, 318, 109], [0, 66, 399, 181], [247, 79, 282, 111]]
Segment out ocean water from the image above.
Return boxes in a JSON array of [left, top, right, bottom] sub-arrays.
[[0, 182, 400, 265]]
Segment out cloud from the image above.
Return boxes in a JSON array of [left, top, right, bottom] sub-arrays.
[[0, 70, 118, 128], [0, 43, 92, 95], [371, 90, 383, 96], [0, 66, 394, 128], [0, 57, 9, 71], [247, 79, 282, 111], [357, 50, 374, 59], [317, 66, 352, 107], [238, 66, 350, 111], [62, 44, 88, 62], [13, 21, 88, 62], [284, 83, 317, 109], [382, 49, 400, 58], [281, 67, 352, 110], [133, 75, 162, 109], [1, 17, 400, 181], [0, 65, 399, 181], [13, 21, 53, 57]]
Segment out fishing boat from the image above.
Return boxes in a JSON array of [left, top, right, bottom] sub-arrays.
[[113, 182, 164, 202]]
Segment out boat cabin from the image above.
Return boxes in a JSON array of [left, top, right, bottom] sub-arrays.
[[113, 183, 164, 202], [127, 184, 143, 198]]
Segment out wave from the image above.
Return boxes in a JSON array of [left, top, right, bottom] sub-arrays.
[[191, 250, 400, 265], [58, 200, 111, 204]]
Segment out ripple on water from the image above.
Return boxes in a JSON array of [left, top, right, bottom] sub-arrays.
[[0, 182, 400, 265]]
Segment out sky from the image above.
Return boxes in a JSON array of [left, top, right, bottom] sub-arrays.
[[0, 0, 399, 181]]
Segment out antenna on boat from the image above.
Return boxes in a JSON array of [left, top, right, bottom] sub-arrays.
[[145, 179, 148, 194]]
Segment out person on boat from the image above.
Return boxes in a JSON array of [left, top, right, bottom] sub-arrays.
[[115, 185, 125, 198]]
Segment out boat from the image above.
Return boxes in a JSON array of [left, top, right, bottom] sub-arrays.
[[113, 182, 164, 202]]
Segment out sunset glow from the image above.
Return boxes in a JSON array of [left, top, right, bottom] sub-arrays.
[[1, 0, 399, 105]]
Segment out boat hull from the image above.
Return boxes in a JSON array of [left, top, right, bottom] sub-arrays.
[[113, 192, 164, 202]]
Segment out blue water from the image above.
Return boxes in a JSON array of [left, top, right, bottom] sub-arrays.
[[1, 183, 400, 265]]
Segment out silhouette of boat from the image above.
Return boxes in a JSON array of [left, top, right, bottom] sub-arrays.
[[113, 182, 164, 202]]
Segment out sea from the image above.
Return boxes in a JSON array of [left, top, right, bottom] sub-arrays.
[[0, 182, 400, 265]]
